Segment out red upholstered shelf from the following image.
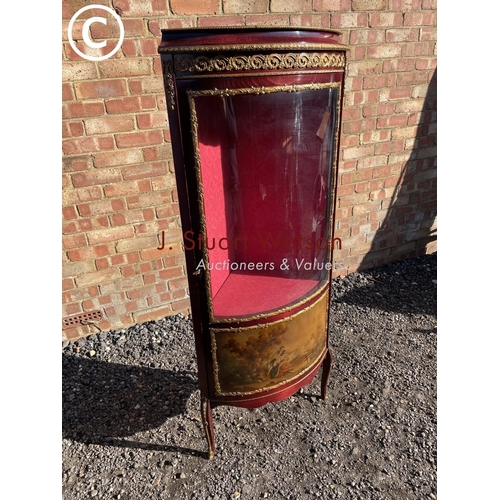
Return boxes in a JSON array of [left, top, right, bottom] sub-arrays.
[[212, 272, 322, 318]]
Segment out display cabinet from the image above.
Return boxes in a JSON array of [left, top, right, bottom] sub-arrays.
[[158, 27, 347, 458]]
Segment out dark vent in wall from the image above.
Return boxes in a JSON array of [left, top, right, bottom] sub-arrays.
[[62, 310, 103, 330]]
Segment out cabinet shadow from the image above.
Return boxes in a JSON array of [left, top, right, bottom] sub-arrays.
[[332, 70, 437, 316], [62, 353, 204, 456], [356, 70, 437, 272]]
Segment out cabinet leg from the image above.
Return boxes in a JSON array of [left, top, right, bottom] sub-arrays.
[[320, 348, 333, 400], [201, 396, 215, 459]]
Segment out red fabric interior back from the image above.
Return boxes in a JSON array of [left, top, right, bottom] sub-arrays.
[[196, 88, 335, 318]]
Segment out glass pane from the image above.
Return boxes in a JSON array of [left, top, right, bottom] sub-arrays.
[[191, 85, 338, 319]]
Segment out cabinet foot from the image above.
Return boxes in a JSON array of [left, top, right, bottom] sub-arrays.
[[320, 348, 333, 400], [201, 396, 215, 459]]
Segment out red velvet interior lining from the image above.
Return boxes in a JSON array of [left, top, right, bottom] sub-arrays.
[[196, 88, 335, 318], [196, 102, 232, 295]]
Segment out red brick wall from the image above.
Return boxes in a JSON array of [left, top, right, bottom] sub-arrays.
[[62, 0, 437, 340]]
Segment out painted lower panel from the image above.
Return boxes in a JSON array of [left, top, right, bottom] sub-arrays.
[[211, 291, 328, 396]]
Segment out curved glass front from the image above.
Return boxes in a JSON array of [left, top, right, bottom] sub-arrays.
[[189, 83, 340, 320]]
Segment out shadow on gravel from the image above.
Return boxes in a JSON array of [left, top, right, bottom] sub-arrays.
[[62, 354, 203, 456]]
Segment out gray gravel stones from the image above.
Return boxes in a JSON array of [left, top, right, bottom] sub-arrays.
[[62, 253, 437, 499]]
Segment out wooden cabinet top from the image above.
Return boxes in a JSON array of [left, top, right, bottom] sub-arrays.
[[158, 27, 349, 53]]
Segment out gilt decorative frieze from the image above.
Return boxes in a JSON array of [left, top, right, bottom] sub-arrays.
[[175, 52, 345, 74]]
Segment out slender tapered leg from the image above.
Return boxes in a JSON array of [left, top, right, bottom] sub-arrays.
[[320, 349, 333, 400], [201, 396, 215, 459]]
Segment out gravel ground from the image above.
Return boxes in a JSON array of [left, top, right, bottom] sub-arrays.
[[62, 253, 437, 500]]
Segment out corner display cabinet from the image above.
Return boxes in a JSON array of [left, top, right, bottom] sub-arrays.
[[158, 27, 348, 458]]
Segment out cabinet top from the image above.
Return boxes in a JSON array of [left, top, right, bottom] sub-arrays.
[[158, 27, 348, 54]]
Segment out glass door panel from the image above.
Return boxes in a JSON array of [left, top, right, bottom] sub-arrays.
[[189, 83, 340, 319]]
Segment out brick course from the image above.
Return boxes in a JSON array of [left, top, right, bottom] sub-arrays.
[[62, 0, 437, 340]]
